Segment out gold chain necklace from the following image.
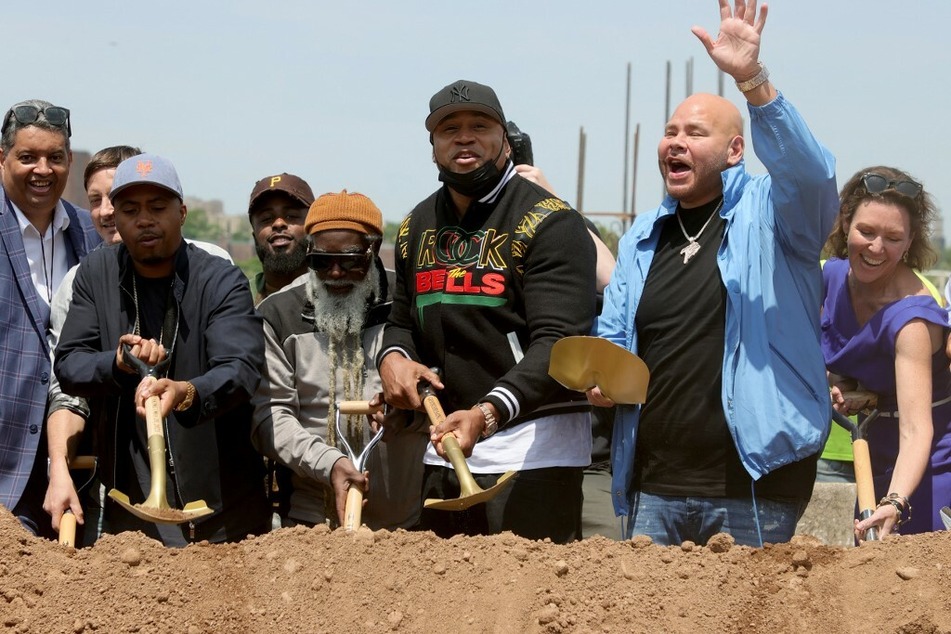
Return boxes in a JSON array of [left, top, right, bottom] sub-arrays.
[[675, 197, 724, 265]]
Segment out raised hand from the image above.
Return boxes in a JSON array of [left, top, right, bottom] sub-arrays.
[[691, 0, 768, 79]]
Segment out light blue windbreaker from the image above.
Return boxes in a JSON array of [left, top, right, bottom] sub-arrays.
[[596, 92, 839, 516]]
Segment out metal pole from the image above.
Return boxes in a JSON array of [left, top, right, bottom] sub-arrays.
[[665, 60, 671, 126], [623, 62, 631, 214], [630, 123, 640, 229], [576, 126, 586, 213], [686, 57, 693, 97]]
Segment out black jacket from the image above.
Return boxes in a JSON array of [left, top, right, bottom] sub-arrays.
[[382, 169, 596, 428], [55, 241, 269, 543]]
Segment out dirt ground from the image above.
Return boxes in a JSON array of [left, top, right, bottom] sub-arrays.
[[1, 509, 949, 634]]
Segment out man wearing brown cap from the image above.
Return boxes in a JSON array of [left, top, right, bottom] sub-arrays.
[[247, 173, 314, 304], [251, 190, 427, 529], [378, 80, 597, 542]]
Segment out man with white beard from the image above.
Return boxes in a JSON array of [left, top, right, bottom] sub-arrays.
[[251, 190, 427, 529]]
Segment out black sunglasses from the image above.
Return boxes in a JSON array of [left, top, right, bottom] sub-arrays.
[[861, 173, 922, 199], [307, 249, 373, 273], [1, 105, 72, 137]]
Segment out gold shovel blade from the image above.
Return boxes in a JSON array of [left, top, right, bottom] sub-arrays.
[[108, 489, 214, 525], [549, 336, 649, 405], [423, 470, 517, 511]]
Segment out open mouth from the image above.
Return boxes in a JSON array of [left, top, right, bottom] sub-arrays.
[[666, 158, 691, 176], [860, 254, 885, 267]]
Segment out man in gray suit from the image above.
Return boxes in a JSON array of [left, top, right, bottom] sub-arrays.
[[0, 99, 99, 535]]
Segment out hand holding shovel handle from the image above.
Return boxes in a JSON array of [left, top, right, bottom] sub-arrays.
[[337, 400, 384, 532], [832, 393, 880, 542], [418, 372, 515, 511], [107, 344, 213, 525], [56, 455, 97, 548]]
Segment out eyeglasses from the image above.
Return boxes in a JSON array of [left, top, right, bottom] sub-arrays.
[[307, 248, 373, 273], [1, 105, 72, 137], [861, 173, 922, 199]]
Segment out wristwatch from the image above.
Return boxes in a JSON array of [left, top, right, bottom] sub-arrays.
[[477, 402, 498, 438], [735, 62, 769, 93], [174, 381, 196, 412]]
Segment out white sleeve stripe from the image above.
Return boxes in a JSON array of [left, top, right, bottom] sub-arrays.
[[489, 387, 520, 421]]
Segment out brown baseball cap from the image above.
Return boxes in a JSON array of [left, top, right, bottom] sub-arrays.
[[248, 173, 315, 216]]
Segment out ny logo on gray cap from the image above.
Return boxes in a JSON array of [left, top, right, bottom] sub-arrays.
[[450, 85, 470, 103]]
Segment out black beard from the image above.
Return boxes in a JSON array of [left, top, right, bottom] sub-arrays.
[[255, 237, 308, 276]]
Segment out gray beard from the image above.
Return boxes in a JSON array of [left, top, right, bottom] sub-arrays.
[[305, 264, 379, 339]]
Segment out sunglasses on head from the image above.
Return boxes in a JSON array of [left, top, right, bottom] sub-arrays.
[[861, 173, 922, 199], [1, 105, 72, 137], [307, 248, 373, 273]]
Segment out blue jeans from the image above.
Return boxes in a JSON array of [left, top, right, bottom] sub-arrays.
[[627, 491, 806, 547]]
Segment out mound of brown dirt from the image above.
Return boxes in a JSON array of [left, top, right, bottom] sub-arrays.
[[1, 509, 949, 633]]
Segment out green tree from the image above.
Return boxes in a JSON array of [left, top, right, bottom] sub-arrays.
[[183, 207, 223, 242]]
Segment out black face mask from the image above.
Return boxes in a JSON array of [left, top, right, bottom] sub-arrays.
[[437, 142, 508, 199]]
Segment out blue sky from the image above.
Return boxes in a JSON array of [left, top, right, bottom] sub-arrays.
[[8, 1, 949, 242]]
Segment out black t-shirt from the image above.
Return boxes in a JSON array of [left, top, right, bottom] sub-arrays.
[[634, 198, 815, 501]]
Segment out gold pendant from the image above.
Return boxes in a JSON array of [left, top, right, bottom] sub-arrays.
[[680, 240, 700, 264]]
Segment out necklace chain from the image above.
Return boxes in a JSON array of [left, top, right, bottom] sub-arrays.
[[675, 198, 724, 265]]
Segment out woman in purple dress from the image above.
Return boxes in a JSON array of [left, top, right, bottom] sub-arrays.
[[822, 166, 950, 538]]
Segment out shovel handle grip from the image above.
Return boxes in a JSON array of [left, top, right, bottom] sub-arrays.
[[422, 394, 446, 426], [69, 455, 97, 471], [344, 485, 364, 532], [144, 393, 164, 439], [338, 401, 383, 416], [59, 511, 77, 548], [421, 394, 476, 482], [852, 438, 879, 541]]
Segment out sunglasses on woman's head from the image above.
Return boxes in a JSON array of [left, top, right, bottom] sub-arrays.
[[861, 173, 922, 199]]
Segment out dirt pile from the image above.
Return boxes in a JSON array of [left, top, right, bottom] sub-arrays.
[[1, 509, 949, 633]]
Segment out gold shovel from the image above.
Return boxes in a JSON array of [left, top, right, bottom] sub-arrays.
[[548, 336, 650, 404], [107, 345, 213, 525], [419, 373, 516, 511]]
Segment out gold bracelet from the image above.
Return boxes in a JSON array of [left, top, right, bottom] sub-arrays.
[[174, 381, 196, 412]]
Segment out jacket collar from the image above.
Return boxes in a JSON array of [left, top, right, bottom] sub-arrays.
[[118, 239, 189, 304]]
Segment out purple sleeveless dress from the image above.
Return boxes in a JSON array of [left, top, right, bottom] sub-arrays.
[[821, 258, 951, 533]]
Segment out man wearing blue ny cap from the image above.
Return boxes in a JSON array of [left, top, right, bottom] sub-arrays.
[[54, 154, 270, 546]]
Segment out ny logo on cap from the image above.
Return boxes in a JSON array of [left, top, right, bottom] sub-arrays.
[[450, 85, 470, 103], [136, 161, 153, 177]]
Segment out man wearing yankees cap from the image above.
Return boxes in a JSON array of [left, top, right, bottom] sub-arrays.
[[378, 80, 597, 542]]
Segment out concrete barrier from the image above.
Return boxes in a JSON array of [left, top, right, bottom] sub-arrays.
[[795, 482, 857, 547]]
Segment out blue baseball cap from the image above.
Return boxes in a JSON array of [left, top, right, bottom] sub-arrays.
[[109, 153, 183, 201]]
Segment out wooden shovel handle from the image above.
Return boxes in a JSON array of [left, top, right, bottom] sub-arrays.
[[69, 455, 97, 471], [852, 438, 879, 541], [344, 485, 364, 532], [422, 394, 473, 479], [338, 401, 384, 416], [59, 511, 77, 548]]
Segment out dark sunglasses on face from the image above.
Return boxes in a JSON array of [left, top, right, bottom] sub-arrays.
[[861, 172, 922, 199], [1, 105, 72, 137], [307, 249, 373, 272]]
